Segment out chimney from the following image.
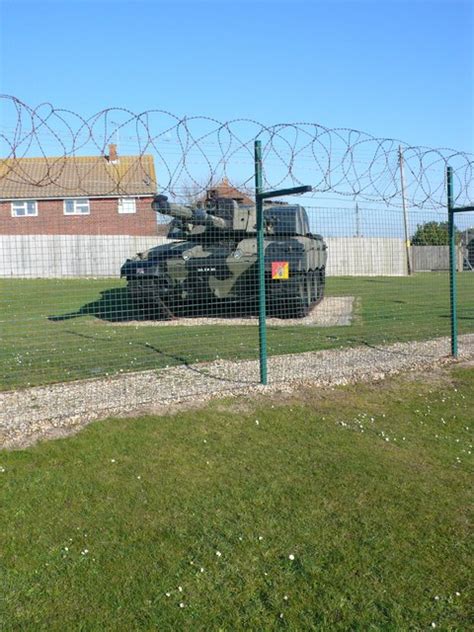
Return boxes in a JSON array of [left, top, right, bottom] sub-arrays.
[[108, 143, 118, 162]]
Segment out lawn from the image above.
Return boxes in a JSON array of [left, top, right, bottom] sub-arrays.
[[0, 364, 472, 630], [0, 273, 473, 390]]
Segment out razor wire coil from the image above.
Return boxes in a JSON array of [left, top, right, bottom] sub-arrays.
[[0, 95, 472, 209]]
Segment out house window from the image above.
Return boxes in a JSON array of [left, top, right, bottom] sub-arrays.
[[64, 198, 90, 215], [11, 200, 38, 217], [118, 198, 137, 214]]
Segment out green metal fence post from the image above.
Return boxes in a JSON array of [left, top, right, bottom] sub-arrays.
[[255, 140, 268, 384], [447, 165, 458, 358]]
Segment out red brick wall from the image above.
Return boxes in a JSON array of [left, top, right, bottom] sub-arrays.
[[0, 197, 157, 235]]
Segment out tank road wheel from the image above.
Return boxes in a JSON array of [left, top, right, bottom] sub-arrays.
[[275, 273, 311, 319], [310, 270, 318, 304], [317, 268, 326, 302], [290, 273, 311, 318], [304, 273, 312, 315]]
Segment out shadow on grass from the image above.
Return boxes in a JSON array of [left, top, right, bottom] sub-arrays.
[[440, 313, 474, 321], [48, 288, 167, 323], [48, 287, 264, 323], [61, 330, 258, 385]]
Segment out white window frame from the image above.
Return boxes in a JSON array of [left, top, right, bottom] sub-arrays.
[[11, 200, 38, 217], [64, 198, 90, 215], [118, 197, 137, 214]]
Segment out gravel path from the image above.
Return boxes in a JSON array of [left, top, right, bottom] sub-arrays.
[[1, 334, 473, 450], [115, 297, 355, 328]]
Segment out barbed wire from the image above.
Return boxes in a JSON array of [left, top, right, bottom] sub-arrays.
[[0, 95, 472, 209]]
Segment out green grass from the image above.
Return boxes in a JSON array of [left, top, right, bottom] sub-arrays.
[[1, 273, 473, 390], [0, 365, 472, 630]]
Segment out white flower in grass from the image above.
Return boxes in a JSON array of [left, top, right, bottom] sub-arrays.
[[216, 550, 222, 557], [288, 554, 295, 561], [178, 586, 183, 592], [255, 420, 259, 425], [434, 595, 440, 600], [179, 602, 185, 608], [200, 567, 204, 573], [455, 591, 461, 596], [258, 536, 263, 541], [283, 595, 288, 601], [431, 623, 436, 629], [165, 592, 171, 597], [110, 459, 116, 463], [0, 466, 5, 473]]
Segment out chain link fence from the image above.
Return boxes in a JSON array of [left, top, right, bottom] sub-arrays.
[[1, 203, 472, 385], [0, 97, 473, 446]]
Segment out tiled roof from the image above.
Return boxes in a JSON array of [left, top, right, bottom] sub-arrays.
[[206, 177, 254, 205], [0, 154, 157, 200]]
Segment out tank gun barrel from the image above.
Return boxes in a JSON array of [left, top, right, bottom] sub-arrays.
[[151, 195, 193, 221], [151, 195, 226, 229]]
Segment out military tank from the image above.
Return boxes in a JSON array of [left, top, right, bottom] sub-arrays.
[[120, 195, 327, 318]]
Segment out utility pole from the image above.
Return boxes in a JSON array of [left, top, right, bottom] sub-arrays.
[[398, 146, 412, 275]]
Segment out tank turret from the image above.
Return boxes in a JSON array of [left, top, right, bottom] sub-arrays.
[[152, 194, 257, 235], [152, 195, 227, 230]]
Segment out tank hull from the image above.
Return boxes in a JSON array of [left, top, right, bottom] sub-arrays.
[[121, 234, 327, 318]]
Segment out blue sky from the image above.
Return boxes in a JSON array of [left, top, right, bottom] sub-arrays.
[[0, 0, 473, 235], [1, 0, 472, 151]]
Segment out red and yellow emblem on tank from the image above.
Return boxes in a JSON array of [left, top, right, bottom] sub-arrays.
[[271, 261, 289, 279]]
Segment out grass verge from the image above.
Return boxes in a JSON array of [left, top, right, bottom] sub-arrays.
[[0, 364, 472, 630]]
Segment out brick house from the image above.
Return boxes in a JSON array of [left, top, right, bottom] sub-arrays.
[[0, 145, 158, 236]]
